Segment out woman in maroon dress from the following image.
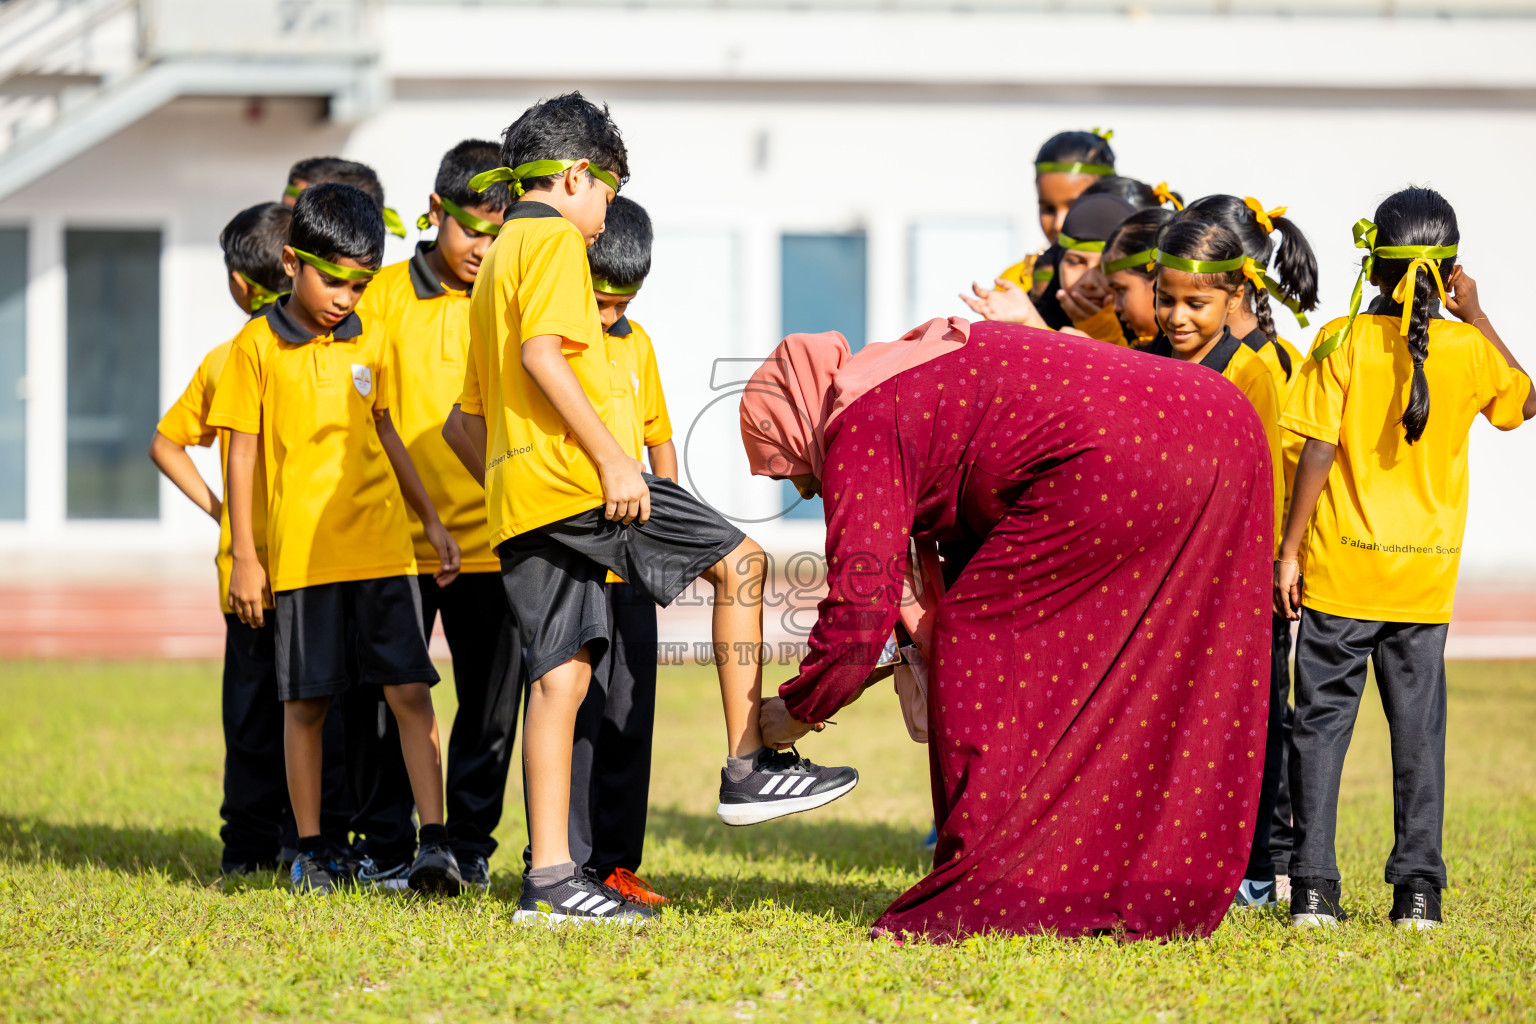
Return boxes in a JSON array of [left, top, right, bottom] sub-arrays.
[[741, 317, 1272, 941]]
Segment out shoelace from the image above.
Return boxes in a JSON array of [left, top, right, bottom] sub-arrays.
[[609, 868, 661, 900], [578, 867, 629, 906], [760, 746, 814, 774]]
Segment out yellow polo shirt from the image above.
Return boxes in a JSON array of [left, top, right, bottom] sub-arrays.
[[359, 244, 498, 573], [207, 297, 416, 593], [1282, 314, 1530, 624], [459, 202, 638, 546], [606, 316, 672, 454], [1244, 331, 1306, 505], [156, 334, 270, 613]]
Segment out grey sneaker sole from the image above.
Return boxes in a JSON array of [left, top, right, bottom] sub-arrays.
[[360, 876, 410, 892], [1291, 912, 1339, 929], [1392, 917, 1440, 930], [716, 775, 858, 826], [511, 907, 648, 927]]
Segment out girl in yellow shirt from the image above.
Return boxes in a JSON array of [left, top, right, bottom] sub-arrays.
[[1102, 207, 1175, 347], [1275, 187, 1536, 930]]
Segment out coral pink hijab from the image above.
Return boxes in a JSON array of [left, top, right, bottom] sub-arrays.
[[739, 316, 970, 478], [739, 316, 969, 655]]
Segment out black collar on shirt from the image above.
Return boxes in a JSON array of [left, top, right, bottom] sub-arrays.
[[407, 241, 468, 301], [607, 315, 632, 337], [503, 201, 563, 221], [1199, 327, 1244, 376], [267, 294, 363, 345], [1238, 327, 1267, 353]]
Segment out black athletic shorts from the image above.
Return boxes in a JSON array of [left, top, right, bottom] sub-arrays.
[[274, 575, 441, 701], [498, 474, 746, 683]]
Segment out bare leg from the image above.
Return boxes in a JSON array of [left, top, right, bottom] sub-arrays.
[[382, 681, 445, 827], [283, 697, 330, 837], [701, 538, 767, 758], [523, 649, 593, 869]]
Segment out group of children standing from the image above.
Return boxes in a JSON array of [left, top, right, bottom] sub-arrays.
[[153, 94, 858, 924], [964, 129, 1533, 929]]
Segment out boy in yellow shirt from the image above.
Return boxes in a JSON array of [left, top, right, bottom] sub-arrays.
[[151, 201, 346, 873], [209, 183, 463, 895], [282, 156, 407, 239], [445, 92, 857, 926], [349, 140, 516, 893]]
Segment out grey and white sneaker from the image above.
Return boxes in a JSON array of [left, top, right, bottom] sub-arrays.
[[715, 747, 859, 827], [1289, 876, 1346, 928], [1231, 878, 1277, 910], [459, 854, 491, 894], [513, 871, 654, 927], [1390, 880, 1442, 930], [356, 856, 411, 892]]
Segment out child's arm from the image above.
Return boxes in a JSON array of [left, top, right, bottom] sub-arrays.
[[1273, 437, 1336, 621], [377, 410, 461, 587], [522, 334, 650, 524], [1446, 266, 1536, 421], [149, 432, 221, 522], [226, 430, 269, 627], [443, 405, 486, 487], [646, 440, 678, 484]]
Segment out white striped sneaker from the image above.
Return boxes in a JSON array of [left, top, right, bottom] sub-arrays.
[[715, 748, 859, 827], [512, 871, 654, 927]]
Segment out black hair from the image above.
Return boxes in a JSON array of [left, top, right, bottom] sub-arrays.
[[288, 183, 385, 271], [1083, 175, 1167, 212], [500, 91, 629, 194], [219, 202, 292, 294], [1153, 218, 1247, 295], [587, 196, 652, 288], [1035, 131, 1115, 173], [1371, 186, 1459, 445], [286, 156, 386, 209], [1103, 208, 1176, 279], [436, 139, 512, 213], [1182, 195, 1318, 366]]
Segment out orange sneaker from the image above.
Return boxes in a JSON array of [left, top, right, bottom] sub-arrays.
[[604, 868, 668, 908]]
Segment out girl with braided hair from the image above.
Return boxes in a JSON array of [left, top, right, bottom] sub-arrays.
[[1275, 187, 1536, 929]]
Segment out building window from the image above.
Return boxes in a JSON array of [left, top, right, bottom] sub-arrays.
[[0, 228, 23, 520], [779, 232, 866, 521], [65, 229, 160, 519]]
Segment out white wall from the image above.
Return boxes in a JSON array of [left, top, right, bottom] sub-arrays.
[[4, 3, 1536, 580]]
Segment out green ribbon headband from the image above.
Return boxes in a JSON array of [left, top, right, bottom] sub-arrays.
[[283, 184, 302, 199], [470, 160, 620, 199], [290, 248, 379, 281], [237, 272, 288, 311], [417, 196, 502, 237], [1035, 161, 1114, 177], [382, 207, 407, 238], [1309, 218, 1458, 362], [1151, 250, 1246, 274], [1032, 265, 1056, 283], [1103, 248, 1155, 275], [1260, 272, 1310, 328], [1058, 233, 1106, 253], [592, 277, 641, 296]]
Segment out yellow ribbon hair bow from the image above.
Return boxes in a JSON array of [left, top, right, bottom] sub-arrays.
[[1091, 126, 1114, 141], [1240, 257, 1266, 294], [1153, 182, 1183, 211], [1244, 197, 1287, 235], [1390, 257, 1451, 336]]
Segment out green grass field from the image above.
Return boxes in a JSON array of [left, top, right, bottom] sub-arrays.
[[1, 658, 1533, 1023]]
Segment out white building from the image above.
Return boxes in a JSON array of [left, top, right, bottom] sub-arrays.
[[2, 0, 1535, 582]]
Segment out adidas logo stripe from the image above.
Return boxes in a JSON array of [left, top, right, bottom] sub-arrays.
[[757, 774, 817, 797], [559, 891, 621, 916]]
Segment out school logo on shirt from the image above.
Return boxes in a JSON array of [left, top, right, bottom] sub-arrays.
[[350, 364, 372, 398]]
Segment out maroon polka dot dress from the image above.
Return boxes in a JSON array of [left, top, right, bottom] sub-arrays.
[[779, 322, 1273, 941]]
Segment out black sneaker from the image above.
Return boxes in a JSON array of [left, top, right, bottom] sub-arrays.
[[356, 856, 411, 891], [716, 747, 859, 826], [1289, 876, 1346, 928], [408, 843, 463, 896], [1390, 880, 1443, 930], [459, 854, 491, 894], [513, 870, 655, 927], [290, 852, 341, 894]]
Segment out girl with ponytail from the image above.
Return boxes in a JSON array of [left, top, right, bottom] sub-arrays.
[[1275, 187, 1536, 931], [1102, 207, 1175, 346]]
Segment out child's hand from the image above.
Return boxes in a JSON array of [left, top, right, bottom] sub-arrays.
[[599, 455, 650, 525], [961, 279, 1047, 328], [759, 695, 824, 749], [1273, 559, 1302, 621], [230, 555, 270, 628], [1058, 286, 1105, 324], [1445, 265, 1484, 323], [425, 520, 461, 588]]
